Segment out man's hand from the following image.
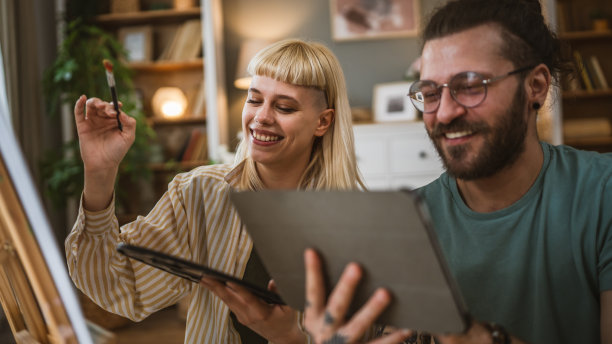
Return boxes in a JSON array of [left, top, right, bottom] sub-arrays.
[[303, 248, 412, 344]]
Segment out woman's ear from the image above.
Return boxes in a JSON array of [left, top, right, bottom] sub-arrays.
[[314, 109, 334, 137], [525, 63, 551, 110]]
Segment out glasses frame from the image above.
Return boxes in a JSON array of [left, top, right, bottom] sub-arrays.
[[408, 65, 535, 114]]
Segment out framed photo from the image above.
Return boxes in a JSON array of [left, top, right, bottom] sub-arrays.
[[118, 26, 153, 62], [373, 81, 417, 122], [330, 0, 420, 41]]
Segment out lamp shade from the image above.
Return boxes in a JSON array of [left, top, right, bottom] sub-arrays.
[[234, 39, 272, 89], [152, 87, 188, 119]]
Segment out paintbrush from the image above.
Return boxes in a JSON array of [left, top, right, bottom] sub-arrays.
[[102, 59, 123, 131]]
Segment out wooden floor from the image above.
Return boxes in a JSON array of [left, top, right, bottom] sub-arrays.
[[112, 305, 185, 344]]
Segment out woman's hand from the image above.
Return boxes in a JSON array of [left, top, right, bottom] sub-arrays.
[[200, 277, 305, 344], [303, 248, 412, 344], [74, 95, 136, 211]]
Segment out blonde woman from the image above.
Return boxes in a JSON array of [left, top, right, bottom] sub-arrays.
[[66, 39, 364, 343]]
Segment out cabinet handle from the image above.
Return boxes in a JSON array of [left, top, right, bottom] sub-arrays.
[[418, 151, 428, 159]]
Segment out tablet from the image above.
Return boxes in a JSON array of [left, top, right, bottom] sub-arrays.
[[116, 243, 284, 305], [230, 189, 470, 334]]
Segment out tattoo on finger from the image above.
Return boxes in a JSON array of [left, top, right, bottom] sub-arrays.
[[305, 300, 311, 308], [324, 311, 335, 325], [323, 333, 348, 344]]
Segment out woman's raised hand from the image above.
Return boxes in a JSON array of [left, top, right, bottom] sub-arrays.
[[74, 95, 136, 211]]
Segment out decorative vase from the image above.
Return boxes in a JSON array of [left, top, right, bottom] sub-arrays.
[[593, 19, 610, 31]]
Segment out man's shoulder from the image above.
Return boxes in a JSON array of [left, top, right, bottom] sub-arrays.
[[546, 143, 612, 178], [416, 173, 451, 198]]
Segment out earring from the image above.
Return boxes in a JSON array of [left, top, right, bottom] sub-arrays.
[[532, 102, 541, 110]]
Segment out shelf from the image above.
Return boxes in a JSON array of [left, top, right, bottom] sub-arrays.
[[149, 116, 206, 126], [148, 160, 208, 172], [562, 89, 612, 99], [94, 8, 201, 25], [559, 30, 612, 41], [129, 59, 203, 72], [564, 136, 612, 147]]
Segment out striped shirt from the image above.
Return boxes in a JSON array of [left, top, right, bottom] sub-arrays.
[[66, 162, 303, 343]]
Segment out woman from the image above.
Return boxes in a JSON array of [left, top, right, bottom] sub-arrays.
[[66, 39, 364, 343]]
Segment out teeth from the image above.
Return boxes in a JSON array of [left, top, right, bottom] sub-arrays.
[[445, 131, 472, 139], [253, 131, 280, 142]]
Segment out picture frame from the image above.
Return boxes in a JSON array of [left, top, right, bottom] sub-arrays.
[[373, 81, 417, 122], [118, 25, 153, 62], [330, 0, 420, 41]]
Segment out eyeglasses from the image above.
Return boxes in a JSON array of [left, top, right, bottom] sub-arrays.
[[407, 66, 534, 114]]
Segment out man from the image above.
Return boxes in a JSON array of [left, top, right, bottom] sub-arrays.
[[303, 0, 612, 343]]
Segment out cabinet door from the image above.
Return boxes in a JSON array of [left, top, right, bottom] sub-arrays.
[[353, 122, 444, 190], [389, 135, 441, 174], [354, 136, 388, 176]]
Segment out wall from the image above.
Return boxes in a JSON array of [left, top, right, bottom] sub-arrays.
[[221, 0, 446, 148]]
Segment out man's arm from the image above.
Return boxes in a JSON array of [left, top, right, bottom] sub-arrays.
[[603, 290, 612, 344]]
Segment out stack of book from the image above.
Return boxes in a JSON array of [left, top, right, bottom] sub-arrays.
[[158, 19, 202, 62], [176, 128, 207, 162], [570, 51, 609, 92]]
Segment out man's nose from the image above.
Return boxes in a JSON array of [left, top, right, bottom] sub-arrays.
[[435, 87, 466, 124]]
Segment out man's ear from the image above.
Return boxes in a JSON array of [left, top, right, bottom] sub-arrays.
[[525, 63, 551, 109], [314, 109, 335, 137]]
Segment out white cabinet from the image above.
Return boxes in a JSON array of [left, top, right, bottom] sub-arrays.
[[353, 122, 444, 190]]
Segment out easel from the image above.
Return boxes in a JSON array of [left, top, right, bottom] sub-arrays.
[[0, 154, 79, 343], [0, 155, 116, 344]]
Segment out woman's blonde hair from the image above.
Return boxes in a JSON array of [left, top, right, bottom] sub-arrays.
[[234, 38, 364, 190]]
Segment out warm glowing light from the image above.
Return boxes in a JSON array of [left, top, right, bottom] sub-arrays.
[[161, 101, 184, 118], [152, 87, 188, 119]]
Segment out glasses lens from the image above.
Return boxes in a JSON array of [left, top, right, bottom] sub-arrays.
[[409, 81, 439, 113], [450, 72, 486, 108]]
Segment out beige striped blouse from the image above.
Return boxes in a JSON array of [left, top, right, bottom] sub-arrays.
[[66, 162, 301, 343]]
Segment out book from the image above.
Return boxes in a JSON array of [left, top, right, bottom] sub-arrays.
[[158, 24, 185, 61], [190, 133, 208, 162], [190, 82, 206, 118], [181, 129, 202, 162], [169, 20, 202, 61], [573, 51, 594, 91], [588, 55, 609, 90]]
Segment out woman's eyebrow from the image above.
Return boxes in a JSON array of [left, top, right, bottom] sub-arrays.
[[248, 87, 299, 103]]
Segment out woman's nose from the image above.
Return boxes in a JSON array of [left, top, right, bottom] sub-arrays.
[[254, 104, 274, 125]]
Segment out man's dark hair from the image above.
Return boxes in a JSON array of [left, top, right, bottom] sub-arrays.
[[422, 0, 572, 83]]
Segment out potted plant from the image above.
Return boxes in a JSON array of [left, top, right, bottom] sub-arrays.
[[41, 18, 157, 330], [41, 19, 155, 217]]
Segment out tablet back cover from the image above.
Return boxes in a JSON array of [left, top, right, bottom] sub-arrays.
[[230, 190, 469, 333]]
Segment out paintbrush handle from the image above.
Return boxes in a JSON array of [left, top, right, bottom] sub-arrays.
[[109, 86, 123, 131]]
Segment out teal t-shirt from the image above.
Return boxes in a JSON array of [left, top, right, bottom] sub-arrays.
[[418, 142, 612, 344]]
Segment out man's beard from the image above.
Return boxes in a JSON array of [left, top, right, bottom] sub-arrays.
[[427, 87, 528, 180]]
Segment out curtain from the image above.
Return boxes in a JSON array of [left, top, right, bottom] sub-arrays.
[[0, 0, 66, 239], [0, 0, 60, 182]]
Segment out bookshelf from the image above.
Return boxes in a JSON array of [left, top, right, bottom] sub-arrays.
[[90, 2, 213, 219], [94, 3, 208, 174], [556, 0, 612, 152]]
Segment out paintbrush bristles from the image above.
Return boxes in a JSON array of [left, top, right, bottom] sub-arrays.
[[102, 59, 113, 73]]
